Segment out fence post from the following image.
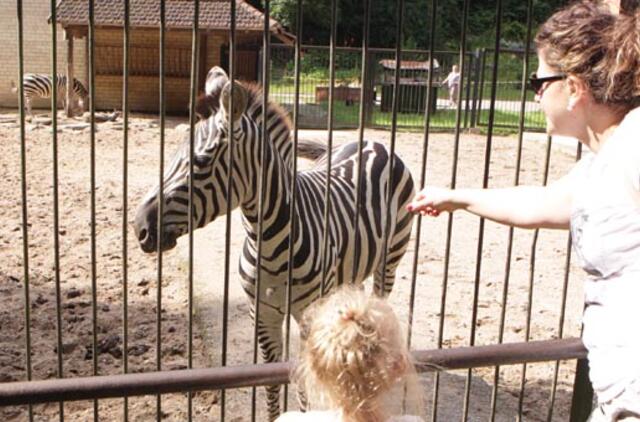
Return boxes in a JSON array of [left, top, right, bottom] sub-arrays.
[[364, 49, 375, 127], [475, 48, 487, 127], [469, 48, 481, 129], [463, 52, 472, 129], [569, 358, 594, 422]]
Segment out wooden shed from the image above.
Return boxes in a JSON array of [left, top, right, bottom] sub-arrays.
[[55, 0, 294, 114]]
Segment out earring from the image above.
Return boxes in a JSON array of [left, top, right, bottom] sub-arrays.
[[567, 99, 576, 111]]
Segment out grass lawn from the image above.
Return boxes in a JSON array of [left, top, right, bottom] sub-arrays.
[[318, 101, 545, 132]]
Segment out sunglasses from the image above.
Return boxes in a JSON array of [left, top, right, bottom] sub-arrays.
[[529, 72, 567, 95]]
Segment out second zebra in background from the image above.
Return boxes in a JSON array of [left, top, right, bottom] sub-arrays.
[[11, 73, 88, 117]]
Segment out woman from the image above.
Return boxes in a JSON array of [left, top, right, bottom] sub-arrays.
[[408, 2, 640, 420]]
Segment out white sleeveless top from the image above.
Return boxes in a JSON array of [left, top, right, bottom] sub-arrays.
[[568, 107, 640, 403], [276, 410, 424, 422]]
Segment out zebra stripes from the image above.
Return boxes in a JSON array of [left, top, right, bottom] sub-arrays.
[[134, 67, 415, 420], [10, 73, 88, 116]]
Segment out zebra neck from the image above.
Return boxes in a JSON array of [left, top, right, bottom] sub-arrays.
[[238, 135, 292, 243]]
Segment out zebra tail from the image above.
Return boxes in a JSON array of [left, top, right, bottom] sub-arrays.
[[296, 138, 328, 161], [10, 80, 17, 94]]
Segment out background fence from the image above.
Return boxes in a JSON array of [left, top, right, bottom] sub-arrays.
[[267, 45, 547, 132]]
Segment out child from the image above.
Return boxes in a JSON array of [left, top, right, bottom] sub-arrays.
[[277, 287, 425, 422], [408, 2, 640, 420], [441, 65, 461, 108]]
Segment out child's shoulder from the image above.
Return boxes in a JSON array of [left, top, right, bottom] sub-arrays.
[[275, 410, 340, 422], [389, 416, 426, 422]]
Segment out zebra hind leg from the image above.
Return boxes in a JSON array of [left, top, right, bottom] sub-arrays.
[[373, 212, 414, 298], [256, 317, 284, 421]]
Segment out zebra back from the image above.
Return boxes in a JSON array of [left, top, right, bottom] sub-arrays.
[[17, 73, 88, 101]]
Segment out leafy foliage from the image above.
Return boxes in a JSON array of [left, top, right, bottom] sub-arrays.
[[251, 0, 566, 50]]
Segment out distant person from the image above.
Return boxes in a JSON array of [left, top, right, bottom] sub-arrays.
[[276, 287, 426, 422], [408, 1, 640, 420], [441, 65, 461, 108]]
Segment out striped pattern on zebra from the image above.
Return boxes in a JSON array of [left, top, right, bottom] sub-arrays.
[[133, 67, 415, 421], [10, 73, 88, 116]]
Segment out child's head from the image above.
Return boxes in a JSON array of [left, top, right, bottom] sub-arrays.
[[297, 287, 420, 420]]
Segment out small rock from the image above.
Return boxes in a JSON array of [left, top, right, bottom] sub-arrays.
[[128, 344, 150, 356], [34, 294, 48, 306], [66, 288, 82, 299], [54, 342, 78, 354]]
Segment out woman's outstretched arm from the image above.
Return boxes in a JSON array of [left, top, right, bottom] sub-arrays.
[[407, 177, 573, 230]]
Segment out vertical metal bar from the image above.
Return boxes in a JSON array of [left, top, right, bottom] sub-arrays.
[[406, 0, 438, 351], [253, 0, 270, 419], [461, 1, 502, 420], [516, 135, 553, 421], [431, 1, 470, 420], [16, 1, 33, 420], [489, 1, 533, 419], [570, 359, 594, 421], [49, 1, 64, 420], [469, 49, 480, 128], [320, 0, 338, 295], [122, 0, 131, 420], [546, 234, 572, 421], [186, 1, 199, 421], [568, 143, 594, 421], [87, 0, 99, 419], [380, 0, 404, 292], [476, 49, 487, 127], [548, 143, 585, 420], [220, 0, 237, 420], [282, 0, 303, 411], [352, 0, 371, 283], [463, 53, 472, 129], [156, 0, 167, 419]]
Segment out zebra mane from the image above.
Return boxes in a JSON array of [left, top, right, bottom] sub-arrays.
[[193, 80, 326, 162], [242, 82, 292, 135]]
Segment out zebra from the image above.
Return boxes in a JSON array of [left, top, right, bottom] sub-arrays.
[[10, 73, 88, 117], [133, 67, 415, 420]]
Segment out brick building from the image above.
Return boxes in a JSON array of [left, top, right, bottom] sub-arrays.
[[0, 0, 293, 114]]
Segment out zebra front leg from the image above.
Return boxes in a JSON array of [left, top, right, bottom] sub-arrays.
[[255, 315, 284, 421], [25, 97, 33, 120]]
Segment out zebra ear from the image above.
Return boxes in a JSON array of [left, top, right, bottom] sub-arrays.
[[220, 81, 247, 123], [204, 66, 228, 97]]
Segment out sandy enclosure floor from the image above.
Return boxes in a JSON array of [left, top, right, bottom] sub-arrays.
[[0, 109, 586, 421]]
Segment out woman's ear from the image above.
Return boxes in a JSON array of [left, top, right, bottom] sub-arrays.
[[565, 75, 590, 111]]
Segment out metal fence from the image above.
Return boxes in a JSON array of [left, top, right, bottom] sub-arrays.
[[1, 0, 593, 421]]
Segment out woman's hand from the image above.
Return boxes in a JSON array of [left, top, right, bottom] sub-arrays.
[[406, 187, 461, 217]]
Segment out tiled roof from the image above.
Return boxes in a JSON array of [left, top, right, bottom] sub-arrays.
[[55, 0, 288, 34], [379, 59, 440, 71]]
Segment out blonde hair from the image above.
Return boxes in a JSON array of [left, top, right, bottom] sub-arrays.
[[296, 288, 423, 421], [535, 0, 640, 111]]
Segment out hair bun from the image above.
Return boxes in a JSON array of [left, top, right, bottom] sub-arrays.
[[340, 309, 357, 322]]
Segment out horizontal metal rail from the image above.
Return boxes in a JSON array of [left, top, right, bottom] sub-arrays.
[[0, 338, 586, 407]]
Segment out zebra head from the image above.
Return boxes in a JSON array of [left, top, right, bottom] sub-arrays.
[[134, 68, 249, 253]]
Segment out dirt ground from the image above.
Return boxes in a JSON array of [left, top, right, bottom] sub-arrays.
[[0, 108, 586, 421]]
